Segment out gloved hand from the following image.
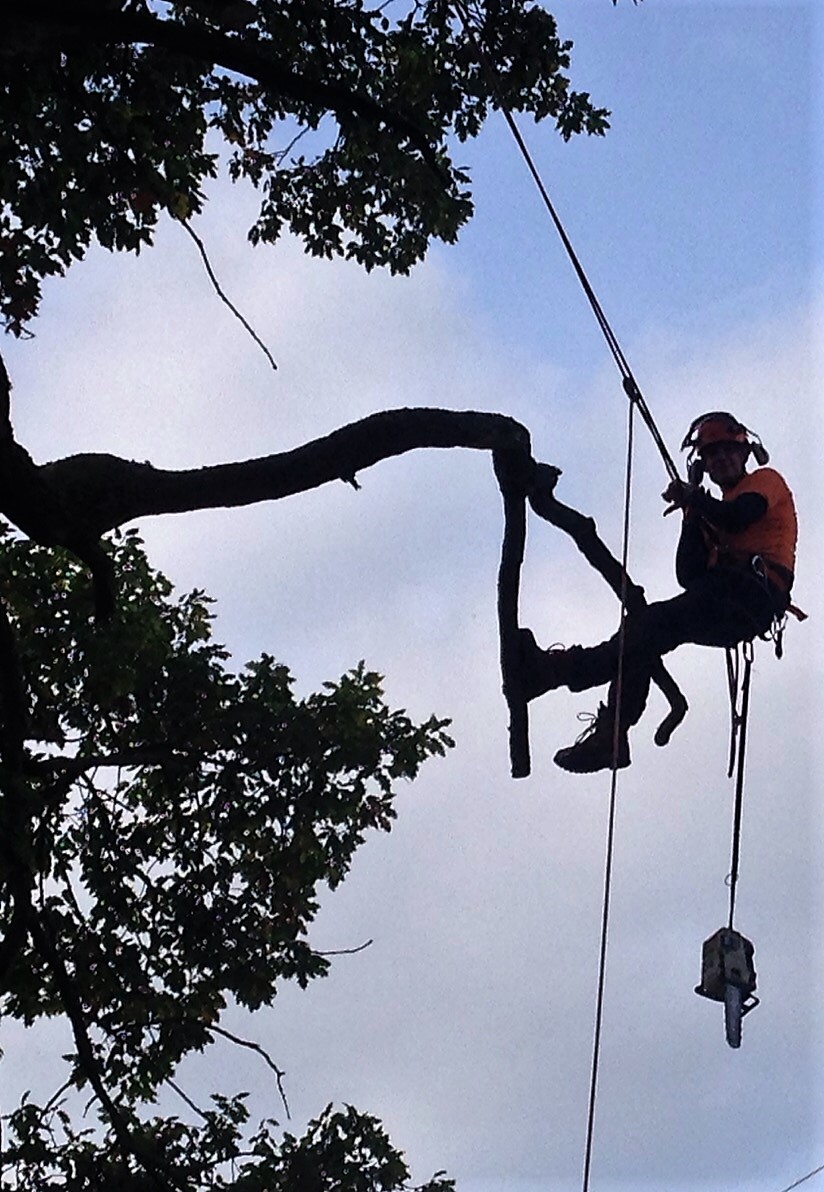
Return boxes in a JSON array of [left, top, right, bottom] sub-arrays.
[[661, 477, 698, 516]]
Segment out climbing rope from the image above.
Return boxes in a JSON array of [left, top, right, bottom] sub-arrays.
[[447, 7, 675, 1186], [778, 1161, 824, 1192], [451, 0, 679, 482], [582, 397, 636, 1192]]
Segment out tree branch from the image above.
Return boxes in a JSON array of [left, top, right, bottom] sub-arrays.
[[0, 397, 686, 754], [0, 350, 12, 441], [30, 910, 181, 1191], [0, 593, 35, 991], [313, 937, 373, 957], [29, 744, 200, 783], [529, 473, 688, 746], [205, 1023, 290, 1119], [493, 448, 532, 778], [37, 408, 532, 534], [0, 595, 27, 773], [18, 1, 440, 168]]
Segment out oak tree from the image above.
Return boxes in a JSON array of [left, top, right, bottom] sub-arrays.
[[0, 2, 648, 1188]]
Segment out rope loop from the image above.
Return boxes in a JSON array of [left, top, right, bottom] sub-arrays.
[[622, 375, 642, 404]]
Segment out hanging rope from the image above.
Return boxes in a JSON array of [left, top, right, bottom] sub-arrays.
[[451, 0, 679, 482], [778, 1160, 824, 1192], [726, 641, 754, 929], [581, 397, 636, 1192], [446, 8, 668, 1185]]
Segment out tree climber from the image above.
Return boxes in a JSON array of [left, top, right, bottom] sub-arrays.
[[520, 412, 798, 774]]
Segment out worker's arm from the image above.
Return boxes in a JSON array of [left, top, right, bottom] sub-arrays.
[[675, 515, 710, 586], [667, 483, 769, 586], [684, 488, 768, 531]]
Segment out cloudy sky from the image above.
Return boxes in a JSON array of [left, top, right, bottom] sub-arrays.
[[3, 1, 822, 1190]]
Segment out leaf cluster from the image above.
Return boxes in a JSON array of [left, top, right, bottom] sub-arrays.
[[4, 1097, 456, 1190], [0, 526, 453, 1187], [0, 0, 609, 330]]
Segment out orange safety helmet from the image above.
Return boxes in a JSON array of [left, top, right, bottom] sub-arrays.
[[681, 411, 769, 461]]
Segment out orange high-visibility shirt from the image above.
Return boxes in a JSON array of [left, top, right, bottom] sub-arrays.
[[716, 467, 797, 577]]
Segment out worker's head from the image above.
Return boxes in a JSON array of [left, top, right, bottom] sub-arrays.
[[681, 412, 768, 490]]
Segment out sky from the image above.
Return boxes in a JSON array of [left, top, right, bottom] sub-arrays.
[[2, 1, 823, 1190]]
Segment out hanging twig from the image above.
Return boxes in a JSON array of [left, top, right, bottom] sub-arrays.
[[205, 1023, 290, 1119], [493, 447, 532, 778], [181, 220, 278, 372]]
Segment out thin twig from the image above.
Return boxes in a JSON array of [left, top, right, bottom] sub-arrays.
[[44, 1078, 74, 1112], [181, 220, 278, 372], [207, 1023, 290, 1119], [273, 124, 314, 165], [166, 1078, 210, 1123], [314, 937, 373, 956]]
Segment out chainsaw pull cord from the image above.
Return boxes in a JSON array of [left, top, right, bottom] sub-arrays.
[[726, 640, 754, 930]]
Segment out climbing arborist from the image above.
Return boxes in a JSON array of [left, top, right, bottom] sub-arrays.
[[520, 411, 798, 774]]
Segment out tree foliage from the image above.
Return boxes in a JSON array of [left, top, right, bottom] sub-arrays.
[[1, 0, 609, 331], [0, 1, 627, 1185], [0, 526, 453, 1188]]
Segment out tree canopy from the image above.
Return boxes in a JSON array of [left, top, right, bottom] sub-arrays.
[[1, 0, 609, 333], [1, 526, 454, 1188], [0, 2, 639, 1188]]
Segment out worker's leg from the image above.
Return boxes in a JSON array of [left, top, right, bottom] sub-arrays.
[[552, 571, 777, 774], [525, 569, 777, 716]]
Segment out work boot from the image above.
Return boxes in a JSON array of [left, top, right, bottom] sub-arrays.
[[553, 705, 630, 774], [518, 628, 570, 700]]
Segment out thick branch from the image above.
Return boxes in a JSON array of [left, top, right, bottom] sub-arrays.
[[493, 448, 531, 778], [529, 475, 688, 746], [37, 408, 532, 535], [19, 2, 439, 167], [0, 351, 12, 440], [0, 594, 35, 990], [0, 596, 27, 772]]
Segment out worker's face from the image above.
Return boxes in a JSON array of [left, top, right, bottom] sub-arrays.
[[701, 441, 749, 490]]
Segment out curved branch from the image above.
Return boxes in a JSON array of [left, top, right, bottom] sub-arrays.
[[0, 398, 686, 757], [201, 1021, 290, 1119], [529, 478, 688, 745], [38, 408, 532, 535]]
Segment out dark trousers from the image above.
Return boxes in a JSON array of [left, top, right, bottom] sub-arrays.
[[562, 568, 785, 730]]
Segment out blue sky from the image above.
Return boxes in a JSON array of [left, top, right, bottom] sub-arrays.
[[2, 2, 822, 1191], [454, 0, 815, 360]]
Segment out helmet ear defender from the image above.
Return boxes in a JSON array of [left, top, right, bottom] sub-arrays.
[[681, 411, 769, 478], [750, 441, 770, 466], [687, 457, 705, 485]]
